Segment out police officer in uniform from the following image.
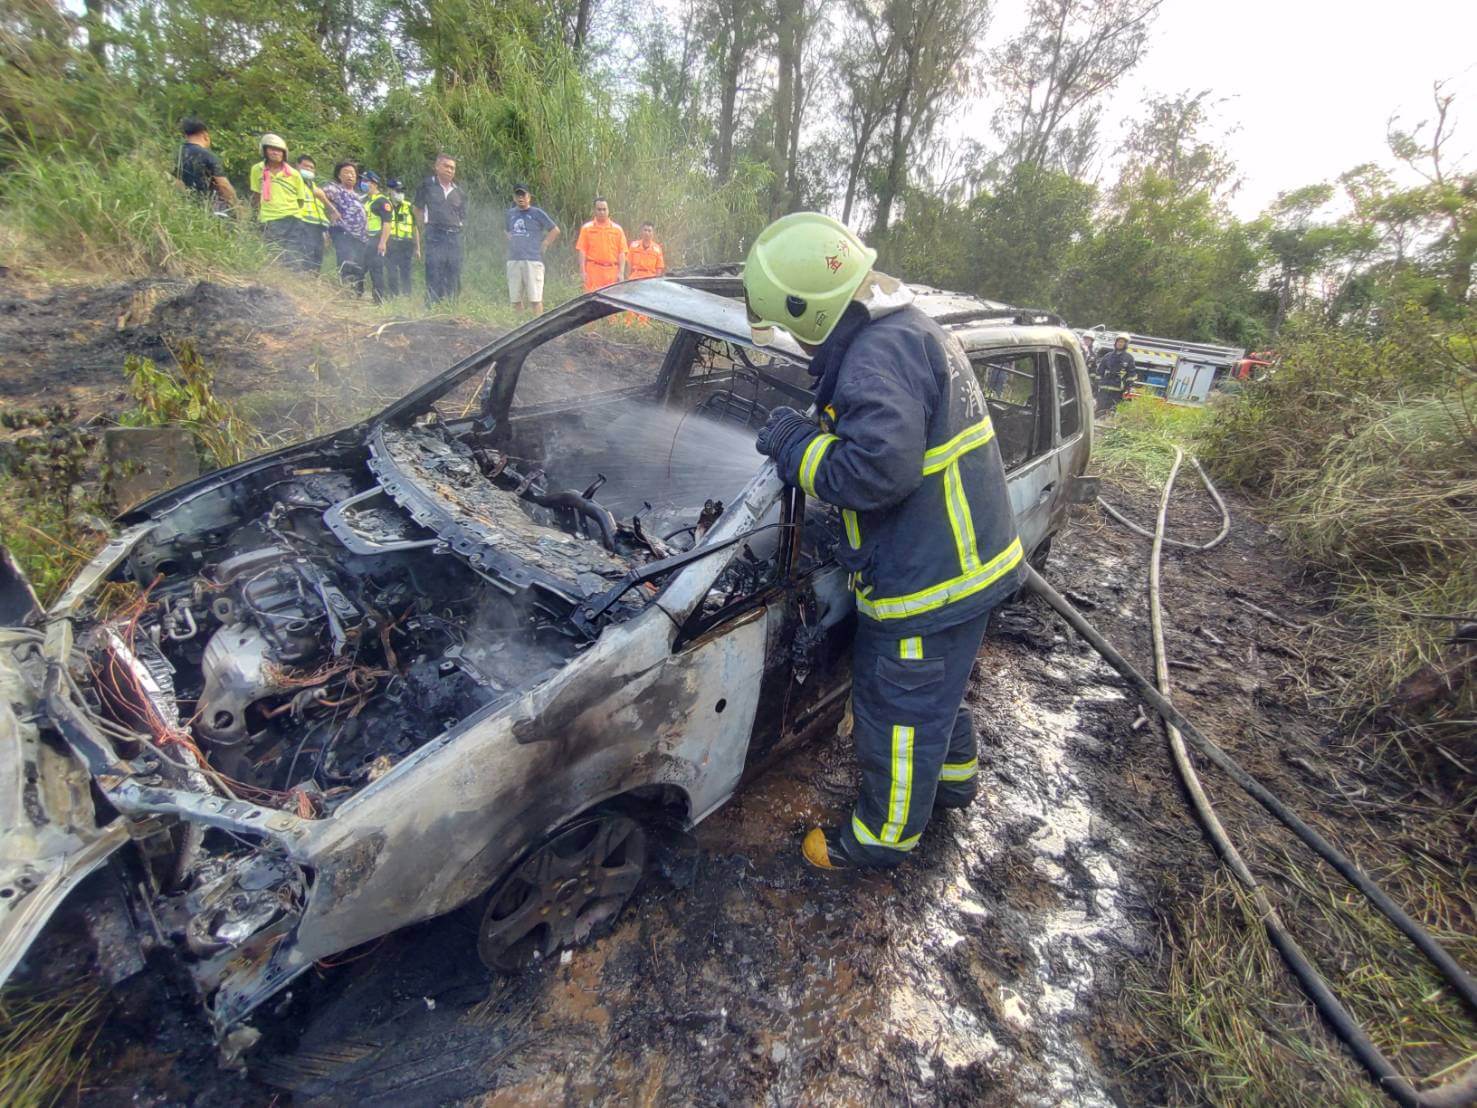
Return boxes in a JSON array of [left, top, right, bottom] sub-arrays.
[[385, 178, 418, 297], [744, 213, 1023, 870], [360, 171, 394, 304]]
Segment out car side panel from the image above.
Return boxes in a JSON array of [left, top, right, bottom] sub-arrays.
[[279, 607, 766, 961]]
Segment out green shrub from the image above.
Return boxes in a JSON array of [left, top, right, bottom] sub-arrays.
[[1200, 307, 1477, 716]]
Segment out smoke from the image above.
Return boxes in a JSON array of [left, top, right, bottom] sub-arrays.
[[541, 399, 764, 519]]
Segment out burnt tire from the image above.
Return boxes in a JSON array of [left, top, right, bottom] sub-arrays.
[[476, 811, 647, 973], [1027, 537, 1052, 573]]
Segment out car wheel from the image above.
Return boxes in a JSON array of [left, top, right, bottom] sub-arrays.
[[476, 811, 648, 972], [1027, 537, 1052, 573]]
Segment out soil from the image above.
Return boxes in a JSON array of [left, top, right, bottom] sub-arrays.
[[4, 275, 1457, 1106], [0, 274, 502, 431]]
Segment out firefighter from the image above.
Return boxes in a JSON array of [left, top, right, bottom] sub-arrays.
[[385, 178, 419, 297], [1094, 333, 1135, 414], [744, 212, 1023, 870]]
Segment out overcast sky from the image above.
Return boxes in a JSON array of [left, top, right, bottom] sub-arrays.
[[959, 0, 1477, 218]]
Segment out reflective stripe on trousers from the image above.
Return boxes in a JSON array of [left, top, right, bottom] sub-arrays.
[[842, 611, 993, 866]]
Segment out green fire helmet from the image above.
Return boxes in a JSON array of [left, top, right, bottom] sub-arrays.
[[743, 212, 877, 347]]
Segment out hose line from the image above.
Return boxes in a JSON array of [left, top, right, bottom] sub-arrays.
[[1021, 485, 1477, 1103], [1140, 449, 1477, 1107]]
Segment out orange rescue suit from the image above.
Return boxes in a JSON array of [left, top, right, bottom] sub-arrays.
[[577, 220, 627, 291], [627, 239, 665, 279]]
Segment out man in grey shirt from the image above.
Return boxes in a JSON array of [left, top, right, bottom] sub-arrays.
[[505, 184, 560, 314]]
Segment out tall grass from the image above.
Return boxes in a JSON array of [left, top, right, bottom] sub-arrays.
[[371, 37, 769, 272], [1200, 308, 1477, 717], [0, 145, 273, 278], [1093, 396, 1213, 484], [0, 983, 106, 1107]]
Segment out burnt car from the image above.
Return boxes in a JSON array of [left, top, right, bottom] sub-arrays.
[[0, 275, 1095, 1035]]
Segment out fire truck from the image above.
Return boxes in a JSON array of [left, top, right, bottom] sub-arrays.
[[1079, 325, 1245, 404]]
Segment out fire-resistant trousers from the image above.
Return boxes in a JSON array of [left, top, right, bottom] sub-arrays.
[[839, 608, 993, 867]]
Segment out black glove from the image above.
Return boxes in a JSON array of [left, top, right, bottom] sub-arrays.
[[755, 406, 815, 460]]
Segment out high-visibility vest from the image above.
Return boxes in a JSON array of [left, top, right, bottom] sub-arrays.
[[363, 192, 383, 234], [391, 199, 415, 240], [300, 183, 329, 226]]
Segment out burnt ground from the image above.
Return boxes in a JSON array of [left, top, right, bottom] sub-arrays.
[[73, 477, 1332, 1108], [7, 275, 1466, 1105], [0, 274, 502, 431]]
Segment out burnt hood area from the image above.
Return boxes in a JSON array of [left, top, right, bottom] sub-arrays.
[[85, 392, 763, 809]]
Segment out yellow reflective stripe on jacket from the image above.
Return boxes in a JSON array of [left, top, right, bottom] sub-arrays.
[[857, 536, 1023, 621], [921, 416, 996, 476], [797, 433, 838, 498], [301, 187, 328, 226], [940, 757, 978, 782], [842, 508, 861, 550], [851, 814, 920, 851], [942, 460, 980, 574], [898, 636, 922, 660]]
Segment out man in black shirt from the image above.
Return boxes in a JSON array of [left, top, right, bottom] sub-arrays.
[[414, 154, 466, 304], [174, 118, 236, 212]]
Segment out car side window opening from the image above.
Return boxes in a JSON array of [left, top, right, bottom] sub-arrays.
[[675, 334, 813, 430], [1054, 349, 1082, 441], [972, 350, 1049, 469]]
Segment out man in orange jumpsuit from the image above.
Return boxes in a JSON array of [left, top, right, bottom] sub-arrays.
[[627, 222, 665, 279], [575, 197, 627, 292]]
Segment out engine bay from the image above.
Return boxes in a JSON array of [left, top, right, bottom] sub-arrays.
[[76, 394, 803, 815]]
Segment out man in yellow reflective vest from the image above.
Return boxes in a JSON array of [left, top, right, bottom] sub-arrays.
[[295, 154, 330, 273], [744, 212, 1023, 870], [384, 178, 419, 298]]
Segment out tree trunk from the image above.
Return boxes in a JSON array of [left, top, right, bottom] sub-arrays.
[[870, 61, 913, 239], [572, 0, 594, 53], [84, 0, 107, 64], [785, 25, 806, 202], [768, 0, 799, 219], [715, 58, 739, 183]]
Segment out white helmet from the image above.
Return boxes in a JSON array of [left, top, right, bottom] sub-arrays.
[[260, 132, 287, 155]]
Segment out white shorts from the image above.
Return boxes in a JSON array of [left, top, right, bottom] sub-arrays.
[[507, 259, 545, 303]]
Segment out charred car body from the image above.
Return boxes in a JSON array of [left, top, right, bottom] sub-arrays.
[[0, 276, 1095, 1034]]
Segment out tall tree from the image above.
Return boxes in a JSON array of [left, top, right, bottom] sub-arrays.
[[834, 1, 899, 224], [867, 0, 991, 240], [706, 0, 767, 183], [993, 0, 1160, 172], [1389, 82, 1476, 305], [1120, 89, 1238, 197]]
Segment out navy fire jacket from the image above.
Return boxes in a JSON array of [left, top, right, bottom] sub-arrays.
[[773, 301, 1022, 636]]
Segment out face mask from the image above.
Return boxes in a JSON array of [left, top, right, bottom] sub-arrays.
[[300, 169, 315, 182], [391, 191, 403, 202]]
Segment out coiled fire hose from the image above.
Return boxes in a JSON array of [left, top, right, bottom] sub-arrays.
[[1018, 455, 1477, 1107]]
